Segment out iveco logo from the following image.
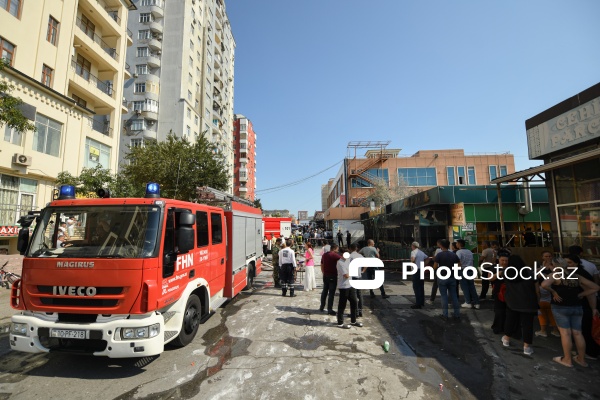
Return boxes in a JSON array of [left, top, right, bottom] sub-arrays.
[[56, 262, 95, 268], [52, 286, 97, 296]]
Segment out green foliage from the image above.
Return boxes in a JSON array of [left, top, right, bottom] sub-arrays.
[[0, 59, 36, 133], [121, 132, 230, 201], [253, 198, 263, 209]]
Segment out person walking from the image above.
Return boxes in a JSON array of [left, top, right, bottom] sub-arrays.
[[426, 240, 443, 305], [410, 242, 428, 309], [346, 230, 352, 248], [303, 242, 317, 291], [479, 241, 496, 300], [501, 255, 538, 356], [320, 244, 341, 315], [360, 239, 389, 299], [347, 243, 364, 317], [542, 256, 599, 367], [336, 250, 362, 329], [535, 252, 560, 338], [491, 251, 510, 334], [456, 239, 480, 309], [434, 239, 461, 321], [271, 238, 282, 288], [337, 230, 343, 247], [278, 240, 297, 297]]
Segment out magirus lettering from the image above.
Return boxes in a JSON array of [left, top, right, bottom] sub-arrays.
[[56, 261, 95, 268], [52, 286, 97, 296]]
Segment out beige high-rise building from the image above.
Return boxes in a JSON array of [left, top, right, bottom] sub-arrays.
[[0, 0, 134, 254], [121, 0, 236, 192]]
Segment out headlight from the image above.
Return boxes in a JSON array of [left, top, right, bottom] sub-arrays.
[[117, 323, 160, 340], [10, 322, 28, 336]]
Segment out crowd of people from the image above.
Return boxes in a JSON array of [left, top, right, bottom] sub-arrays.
[[268, 236, 600, 366]]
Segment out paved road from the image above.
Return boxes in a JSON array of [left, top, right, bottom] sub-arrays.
[[0, 252, 598, 399]]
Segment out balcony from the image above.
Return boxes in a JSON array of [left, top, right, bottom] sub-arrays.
[[70, 60, 115, 104], [142, 129, 157, 140], [149, 3, 164, 19], [143, 90, 159, 101], [75, 17, 119, 64], [78, 0, 122, 36], [141, 109, 158, 121], [147, 21, 163, 34], [126, 28, 133, 46], [86, 116, 112, 136], [124, 62, 131, 79], [238, 187, 248, 192], [143, 53, 161, 68], [144, 73, 160, 84], [148, 38, 162, 51]]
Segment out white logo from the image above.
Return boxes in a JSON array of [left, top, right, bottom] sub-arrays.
[[348, 257, 384, 290]]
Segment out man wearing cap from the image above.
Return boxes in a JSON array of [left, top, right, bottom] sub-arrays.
[[410, 242, 428, 309]]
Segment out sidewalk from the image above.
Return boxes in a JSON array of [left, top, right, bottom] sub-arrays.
[[0, 255, 22, 331]]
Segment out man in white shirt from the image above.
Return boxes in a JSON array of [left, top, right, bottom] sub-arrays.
[[279, 240, 297, 297], [347, 244, 364, 317], [336, 251, 362, 329], [410, 242, 428, 309]]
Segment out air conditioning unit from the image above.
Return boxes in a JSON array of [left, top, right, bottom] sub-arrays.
[[133, 73, 139, 78], [156, 51, 162, 55], [147, 120, 155, 125], [12, 153, 32, 166], [135, 110, 141, 115]]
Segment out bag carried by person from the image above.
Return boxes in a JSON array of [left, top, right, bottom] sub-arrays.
[[497, 283, 507, 302]]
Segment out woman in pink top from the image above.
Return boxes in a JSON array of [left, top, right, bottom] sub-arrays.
[[304, 242, 317, 291]]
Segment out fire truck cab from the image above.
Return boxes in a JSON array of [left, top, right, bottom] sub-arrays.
[[9, 184, 262, 358]]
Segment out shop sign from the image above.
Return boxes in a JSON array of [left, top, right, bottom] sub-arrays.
[[0, 226, 20, 237], [450, 203, 465, 226], [527, 97, 600, 159]]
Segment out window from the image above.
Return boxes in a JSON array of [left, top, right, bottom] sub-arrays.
[[196, 67, 200, 77], [196, 83, 200, 93], [467, 166, 476, 185], [134, 99, 158, 112], [33, 114, 61, 157], [189, 56, 193, 67], [131, 119, 144, 131], [197, 51, 201, 61], [489, 166, 498, 181], [0, 36, 15, 65], [135, 83, 146, 93], [446, 167, 455, 185], [457, 166, 466, 185], [80, 14, 95, 39], [240, 171, 246, 178], [1, 0, 21, 18], [187, 90, 192, 101], [207, 65, 211, 75], [138, 29, 151, 40], [0, 175, 37, 225], [190, 24, 194, 35], [136, 64, 148, 75], [194, 115, 199, 125], [130, 138, 143, 148], [499, 165, 508, 177], [85, 138, 110, 168], [187, 108, 191, 118], [186, 125, 191, 136], [240, 123, 247, 131], [137, 47, 149, 57], [139, 13, 152, 23], [240, 142, 246, 149], [195, 99, 199, 108], [188, 73, 193, 85], [397, 168, 436, 186], [204, 108, 210, 118], [4, 125, 23, 145], [133, 101, 144, 111], [190, 40, 194, 50], [72, 94, 87, 108], [196, 211, 209, 247], [207, 50, 212, 63], [41, 65, 53, 87], [47, 16, 59, 45], [210, 213, 222, 244], [75, 54, 91, 80]]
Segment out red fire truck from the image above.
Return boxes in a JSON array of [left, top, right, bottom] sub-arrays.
[[9, 184, 262, 358], [262, 217, 292, 240]]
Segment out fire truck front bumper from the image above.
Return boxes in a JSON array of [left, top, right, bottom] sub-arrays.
[[9, 312, 166, 358]]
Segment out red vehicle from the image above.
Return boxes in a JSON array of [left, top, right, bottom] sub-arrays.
[[262, 217, 292, 240], [9, 184, 262, 358]]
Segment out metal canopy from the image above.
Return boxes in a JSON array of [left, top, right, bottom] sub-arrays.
[[491, 147, 600, 184]]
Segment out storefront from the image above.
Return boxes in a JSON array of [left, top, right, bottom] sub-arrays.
[[361, 185, 551, 260], [494, 82, 600, 264]]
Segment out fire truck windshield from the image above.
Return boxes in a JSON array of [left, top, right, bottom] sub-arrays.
[[27, 205, 161, 259]]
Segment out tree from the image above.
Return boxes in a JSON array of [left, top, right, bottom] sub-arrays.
[[369, 174, 413, 207], [55, 165, 138, 198], [0, 59, 36, 133], [253, 198, 263, 210], [121, 132, 230, 201]]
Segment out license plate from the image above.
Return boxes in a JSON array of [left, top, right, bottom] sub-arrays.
[[51, 329, 86, 339]]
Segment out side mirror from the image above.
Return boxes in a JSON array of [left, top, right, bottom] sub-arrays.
[[17, 228, 29, 255], [177, 227, 194, 253]]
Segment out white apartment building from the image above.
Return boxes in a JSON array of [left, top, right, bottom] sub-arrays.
[[0, 0, 134, 254], [122, 0, 235, 192]]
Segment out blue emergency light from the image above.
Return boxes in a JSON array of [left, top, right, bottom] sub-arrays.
[[145, 182, 160, 198], [58, 185, 76, 200]]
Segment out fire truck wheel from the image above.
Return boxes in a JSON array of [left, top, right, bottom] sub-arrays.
[[173, 294, 202, 347]]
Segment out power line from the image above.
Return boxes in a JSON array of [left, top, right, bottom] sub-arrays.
[[256, 159, 343, 195]]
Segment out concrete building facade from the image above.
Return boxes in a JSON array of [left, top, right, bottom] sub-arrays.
[[232, 114, 256, 201], [121, 0, 235, 192], [0, 0, 134, 254]]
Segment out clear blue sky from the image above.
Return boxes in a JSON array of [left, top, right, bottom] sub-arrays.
[[227, 0, 600, 217]]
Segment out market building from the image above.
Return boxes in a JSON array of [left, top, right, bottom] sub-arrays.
[[360, 184, 551, 265], [493, 82, 600, 265]]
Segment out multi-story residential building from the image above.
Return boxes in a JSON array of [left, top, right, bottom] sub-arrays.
[[0, 0, 134, 254], [323, 143, 515, 240], [233, 114, 256, 200], [122, 0, 235, 192]]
